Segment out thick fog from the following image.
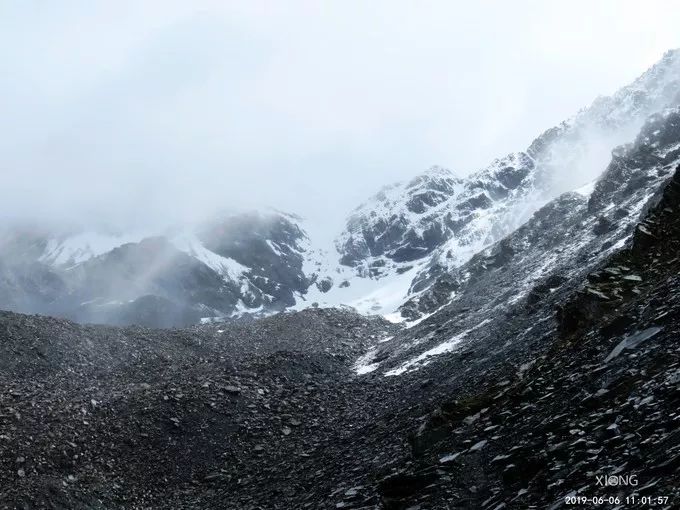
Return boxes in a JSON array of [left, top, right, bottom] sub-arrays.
[[1, 1, 679, 233]]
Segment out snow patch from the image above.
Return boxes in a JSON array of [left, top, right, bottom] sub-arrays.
[[385, 319, 491, 376], [171, 233, 249, 279], [574, 180, 597, 197], [41, 231, 151, 267]]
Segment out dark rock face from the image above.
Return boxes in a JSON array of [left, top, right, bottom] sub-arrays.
[[337, 167, 465, 267], [199, 211, 309, 308], [589, 110, 680, 213], [315, 276, 334, 293]]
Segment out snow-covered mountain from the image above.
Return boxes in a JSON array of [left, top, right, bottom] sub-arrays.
[[0, 211, 314, 326], [369, 106, 680, 377], [329, 48, 680, 316], [1, 50, 679, 328]]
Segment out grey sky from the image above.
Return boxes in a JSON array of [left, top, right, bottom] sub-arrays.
[[1, 1, 679, 233]]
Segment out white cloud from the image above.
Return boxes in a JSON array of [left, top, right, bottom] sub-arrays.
[[1, 0, 679, 231]]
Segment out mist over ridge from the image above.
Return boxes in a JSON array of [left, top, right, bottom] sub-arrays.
[[2, 1, 680, 231]]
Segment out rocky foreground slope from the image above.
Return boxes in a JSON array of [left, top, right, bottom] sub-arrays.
[[2, 164, 680, 509]]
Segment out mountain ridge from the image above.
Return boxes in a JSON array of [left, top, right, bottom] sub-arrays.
[[1, 49, 679, 328]]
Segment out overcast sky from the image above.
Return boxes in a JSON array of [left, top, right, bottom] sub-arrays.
[[1, 1, 679, 233]]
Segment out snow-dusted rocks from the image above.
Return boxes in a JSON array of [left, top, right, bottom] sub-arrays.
[[365, 106, 680, 377], [325, 50, 680, 321], [336, 166, 464, 269]]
